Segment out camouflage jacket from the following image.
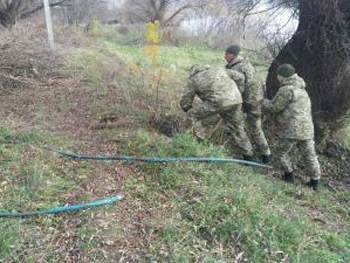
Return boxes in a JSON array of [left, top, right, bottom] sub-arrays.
[[180, 65, 242, 112], [262, 74, 314, 140], [226, 55, 263, 106]]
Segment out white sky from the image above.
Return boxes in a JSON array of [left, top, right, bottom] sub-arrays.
[[257, 4, 298, 34], [108, 0, 298, 36], [107, 0, 123, 8], [181, 3, 298, 35]]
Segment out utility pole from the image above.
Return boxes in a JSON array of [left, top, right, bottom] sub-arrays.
[[43, 0, 55, 50]]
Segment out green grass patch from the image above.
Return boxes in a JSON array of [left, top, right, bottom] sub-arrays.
[[0, 222, 19, 259], [337, 123, 350, 150], [1, 24, 350, 263], [70, 48, 115, 85], [116, 128, 350, 262]]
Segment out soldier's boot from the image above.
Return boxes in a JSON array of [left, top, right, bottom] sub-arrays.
[[305, 179, 318, 191], [243, 154, 254, 162], [282, 171, 294, 184], [241, 154, 254, 167], [261, 154, 271, 164]]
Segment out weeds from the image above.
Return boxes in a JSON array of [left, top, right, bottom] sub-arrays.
[[0, 22, 349, 263]]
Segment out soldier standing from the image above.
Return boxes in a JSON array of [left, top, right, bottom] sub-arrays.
[[224, 45, 271, 164], [180, 64, 254, 159], [262, 64, 321, 190]]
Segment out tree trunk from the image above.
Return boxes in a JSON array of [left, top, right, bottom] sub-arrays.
[[0, 0, 22, 28], [266, 0, 350, 145]]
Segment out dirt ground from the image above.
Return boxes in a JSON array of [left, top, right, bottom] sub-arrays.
[[1, 76, 349, 193], [1, 23, 348, 193], [1, 24, 350, 262]]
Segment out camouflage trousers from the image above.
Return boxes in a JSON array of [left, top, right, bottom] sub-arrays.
[[187, 102, 253, 156], [275, 138, 321, 180], [244, 104, 271, 156]]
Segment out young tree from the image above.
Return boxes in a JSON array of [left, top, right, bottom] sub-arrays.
[[120, 0, 204, 26]]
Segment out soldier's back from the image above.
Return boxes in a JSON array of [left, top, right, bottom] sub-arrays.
[[191, 66, 242, 108]]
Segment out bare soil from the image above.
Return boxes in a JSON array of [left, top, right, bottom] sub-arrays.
[[0, 22, 349, 262]]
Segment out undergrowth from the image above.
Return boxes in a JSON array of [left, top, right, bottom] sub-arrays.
[[0, 22, 349, 263]]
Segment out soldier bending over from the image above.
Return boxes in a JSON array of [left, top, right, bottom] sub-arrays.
[[180, 64, 254, 160]]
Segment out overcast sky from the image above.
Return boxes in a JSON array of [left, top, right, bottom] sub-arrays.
[[181, 5, 297, 35], [108, 0, 298, 35]]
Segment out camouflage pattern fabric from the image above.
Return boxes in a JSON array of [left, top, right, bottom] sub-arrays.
[[264, 73, 321, 180], [225, 55, 263, 105], [226, 69, 245, 94], [180, 65, 253, 156], [245, 104, 271, 155], [275, 138, 321, 180], [226, 56, 270, 155], [180, 65, 242, 112], [187, 103, 253, 156], [262, 73, 314, 140]]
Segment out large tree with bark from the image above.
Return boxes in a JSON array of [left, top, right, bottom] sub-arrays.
[[265, 0, 350, 143], [235, 0, 350, 144]]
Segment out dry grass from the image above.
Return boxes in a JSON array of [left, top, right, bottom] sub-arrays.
[[0, 19, 349, 263]]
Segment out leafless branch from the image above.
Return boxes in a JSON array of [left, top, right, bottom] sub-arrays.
[[20, 0, 69, 20], [163, 4, 205, 26]]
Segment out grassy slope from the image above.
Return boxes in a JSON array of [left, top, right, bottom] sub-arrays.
[[0, 25, 349, 263]]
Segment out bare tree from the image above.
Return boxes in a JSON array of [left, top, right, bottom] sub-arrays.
[[0, 0, 70, 27], [259, 31, 291, 58], [229, 0, 350, 143], [62, 0, 87, 25], [120, 0, 204, 26], [178, 0, 272, 49], [19, 0, 69, 20], [0, 0, 108, 27], [59, 0, 108, 25], [0, 0, 22, 27], [263, 0, 350, 144]]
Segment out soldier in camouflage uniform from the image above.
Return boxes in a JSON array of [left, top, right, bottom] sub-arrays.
[[224, 45, 271, 164], [180, 64, 254, 158], [262, 64, 321, 190]]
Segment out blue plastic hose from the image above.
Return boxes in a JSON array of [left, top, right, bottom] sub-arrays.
[[56, 150, 272, 169], [0, 140, 272, 169], [0, 195, 125, 218]]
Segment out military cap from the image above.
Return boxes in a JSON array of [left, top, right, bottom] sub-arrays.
[[276, 64, 295, 77], [225, 45, 241, 56]]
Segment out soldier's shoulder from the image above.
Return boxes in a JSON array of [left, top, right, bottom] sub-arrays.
[[190, 64, 211, 77], [241, 58, 255, 69], [236, 58, 254, 71], [277, 85, 295, 96], [279, 84, 294, 91]]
